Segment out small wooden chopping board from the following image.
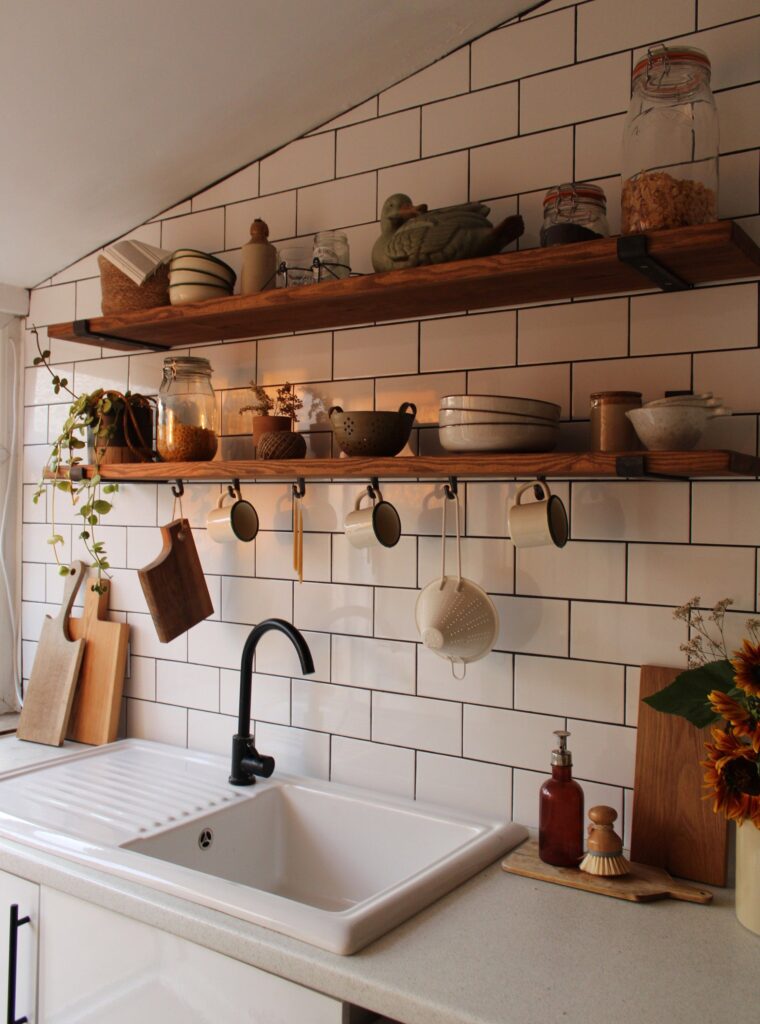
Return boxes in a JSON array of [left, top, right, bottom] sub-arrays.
[[631, 665, 728, 887], [502, 839, 711, 904], [67, 582, 129, 745], [17, 561, 86, 746], [138, 519, 213, 642]]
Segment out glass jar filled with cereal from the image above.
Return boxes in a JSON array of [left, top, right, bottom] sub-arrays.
[[157, 356, 218, 461], [622, 45, 718, 233]]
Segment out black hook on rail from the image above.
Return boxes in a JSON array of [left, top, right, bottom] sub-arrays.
[[292, 477, 306, 499], [171, 480, 184, 498], [228, 478, 242, 500], [367, 476, 380, 500], [443, 476, 458, 500]]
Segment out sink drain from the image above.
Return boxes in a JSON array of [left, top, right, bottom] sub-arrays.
[[198, 827, 214, 850]]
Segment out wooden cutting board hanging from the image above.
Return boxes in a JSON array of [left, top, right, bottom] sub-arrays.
[[17, 561, 87, 746], [137, 519, 213, 642], [66, 582, 129, 745], [630, 664, 728, 886]]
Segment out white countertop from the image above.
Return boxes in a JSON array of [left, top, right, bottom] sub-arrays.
[[0, 737, 755, 1024]]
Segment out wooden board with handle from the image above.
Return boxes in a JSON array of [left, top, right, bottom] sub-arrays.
[[501, 839, 712, 904], [17, 561, 87, 746], [66, 582, 129, 745], [137, 519, 213, 643], [631, 664, 728, 887]]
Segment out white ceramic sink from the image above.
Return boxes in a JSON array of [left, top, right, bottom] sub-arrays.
[[0, 740, 526, 953]]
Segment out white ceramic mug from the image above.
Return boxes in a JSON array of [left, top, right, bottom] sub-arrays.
[[207, 490, 259, 543], [344, 489, 401, 549], [508, 480, 568, 548]]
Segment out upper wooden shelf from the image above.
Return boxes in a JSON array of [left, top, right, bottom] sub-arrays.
[[47, 222, 760, 352], [56, 450, 760, 483]]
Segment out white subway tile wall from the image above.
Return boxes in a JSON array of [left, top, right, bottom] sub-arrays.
[[22, 0, 760, 833]]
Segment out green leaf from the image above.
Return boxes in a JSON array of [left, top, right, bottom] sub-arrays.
[[103, 483, 117, 494], [92, 500, 112, 515], [643, 660, 735, 728], [47, 534, 64, 545], [69, 437, 85, 449], [58, 565, 72, 576], [56, 480, 71, 492], [87, 515, 98, 526]]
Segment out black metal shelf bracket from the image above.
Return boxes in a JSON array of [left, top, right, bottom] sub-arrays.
[[615, 455, 688, 481], [616, 235, 693, 292], [73, 319, 168, 353]]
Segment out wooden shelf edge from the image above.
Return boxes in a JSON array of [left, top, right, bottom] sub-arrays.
[[45, 450, 760, 483], [45, 222, 760, 351]]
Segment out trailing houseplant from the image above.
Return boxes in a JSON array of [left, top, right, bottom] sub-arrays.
[[31, 327, 154, 593], [646, 597, 760, 933]]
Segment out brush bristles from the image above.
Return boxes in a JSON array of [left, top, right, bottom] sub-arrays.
[[579, 851, 631, 877]]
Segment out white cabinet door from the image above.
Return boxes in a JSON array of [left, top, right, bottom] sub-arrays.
[[0, 869, 40, 1024], [38, 887, 344, 1024]]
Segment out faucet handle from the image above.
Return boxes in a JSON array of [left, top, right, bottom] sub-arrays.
[[229, 734, 275, 786]]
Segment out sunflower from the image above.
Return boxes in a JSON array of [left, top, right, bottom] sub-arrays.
[[731, 639, 760, 697], [708, 689, 760, 752], [702, 727, 760, 827]]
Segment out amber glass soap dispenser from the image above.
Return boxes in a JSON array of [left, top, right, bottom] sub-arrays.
[[539, 730, 584, 867]]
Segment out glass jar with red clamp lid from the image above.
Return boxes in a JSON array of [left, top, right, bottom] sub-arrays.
[[540, 182, 609, 247]]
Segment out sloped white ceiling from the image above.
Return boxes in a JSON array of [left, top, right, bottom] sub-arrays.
[[0, 0, 532, 288]]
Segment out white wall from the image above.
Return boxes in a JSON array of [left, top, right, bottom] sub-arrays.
[[20, 0, 760, 841]]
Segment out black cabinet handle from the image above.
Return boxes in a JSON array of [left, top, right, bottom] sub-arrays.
[[7, 904, 30, 1024]]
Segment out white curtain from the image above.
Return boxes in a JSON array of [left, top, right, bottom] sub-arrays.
[[0, 317, 21, 710]]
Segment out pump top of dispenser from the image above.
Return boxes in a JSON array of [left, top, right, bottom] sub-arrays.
[[551, 729, 572, 767]]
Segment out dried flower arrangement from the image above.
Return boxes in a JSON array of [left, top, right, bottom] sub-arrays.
[[239, 381, 303, 423], [646, 597, 760, 829]]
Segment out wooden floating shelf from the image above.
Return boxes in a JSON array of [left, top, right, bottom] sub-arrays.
[[46, 221, 760, 352], [50, 450, 760, 483]]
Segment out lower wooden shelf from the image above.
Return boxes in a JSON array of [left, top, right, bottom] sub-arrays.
[[51, 450, 760, 483]]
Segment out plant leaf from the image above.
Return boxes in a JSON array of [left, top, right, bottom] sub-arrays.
[[92, 500, 112, 515], [643, 660, 735, 728]]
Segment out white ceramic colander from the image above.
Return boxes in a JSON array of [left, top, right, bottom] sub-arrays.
[[415, 490, 499, 677]]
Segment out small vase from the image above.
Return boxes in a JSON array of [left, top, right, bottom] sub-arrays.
[[735, 822, 760, 936], [252, 415, 291, 446]]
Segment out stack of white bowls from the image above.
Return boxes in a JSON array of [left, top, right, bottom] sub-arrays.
[[627, 392, 732, 450], [439, 395, 561, 452], [169, 249, 236, 305]]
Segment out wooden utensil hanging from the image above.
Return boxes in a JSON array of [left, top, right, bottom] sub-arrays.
[[138, 511, 213, 643], [67, 581, 129, 745], [17, 561, 87, 746], [292, 481, 304, 583]]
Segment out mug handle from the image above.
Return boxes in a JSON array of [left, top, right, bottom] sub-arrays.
[[328, 406, 343, 418], [513, 479, 551, 507], [216, 491, 231, 510], [398, 402, 417, 418], [354, 490, 374, 512]]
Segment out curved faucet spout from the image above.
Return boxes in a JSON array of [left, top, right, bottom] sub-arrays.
[[230, 618, 315, 786]]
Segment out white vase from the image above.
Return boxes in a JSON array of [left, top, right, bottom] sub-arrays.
[[735, 822, 760, 936]]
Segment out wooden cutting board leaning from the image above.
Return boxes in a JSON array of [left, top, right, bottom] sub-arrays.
[[67, 581, 129, 745], [137, 518, 213, 642], [631, 664, 728, 887], [17, 561, 87, 746]]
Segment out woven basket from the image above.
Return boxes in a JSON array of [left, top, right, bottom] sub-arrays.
[[256, 430, 307, 460], [98, 256, 170, 315]]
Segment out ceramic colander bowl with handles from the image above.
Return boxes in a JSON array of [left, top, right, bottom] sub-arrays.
[[415, 490, 499, 678], [329, 403, 416, 457]]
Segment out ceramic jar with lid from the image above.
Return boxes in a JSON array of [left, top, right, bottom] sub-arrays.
[[622, 45, 718, 233], [157, 356, 218, 461], [540, 183, 609, 247], [590, 391, 642, 452]]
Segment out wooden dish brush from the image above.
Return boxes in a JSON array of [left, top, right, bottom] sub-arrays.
[[579, 805, 631, 877]]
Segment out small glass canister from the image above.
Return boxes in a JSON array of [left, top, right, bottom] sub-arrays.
[[540, 183, 609, 247], [157, 356, 218, 461], [622, 45, 718, 233], [590, 391, 642, 452], [313, 231, 351, 281], [276, 243, 314, 288]]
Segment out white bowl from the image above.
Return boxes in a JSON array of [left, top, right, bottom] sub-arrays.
[[170, 250, 236, 284], [439, 422, 559, 452], [440, 394, 561, 420], [169, 266, 236, 287], [626, 406, 712, 450], [439, 408, 557, 427], [169, 281, 233, 305]]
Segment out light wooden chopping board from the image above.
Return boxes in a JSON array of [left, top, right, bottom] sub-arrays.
[[631, 664, 728, 886], [67, 581, 129, 745], [17, 561, 86, 746]]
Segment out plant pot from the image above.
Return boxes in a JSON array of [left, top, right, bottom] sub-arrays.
[[87, 403, 154, 464], [252, 415, 292, 446], [735, 822, 760, 935]]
